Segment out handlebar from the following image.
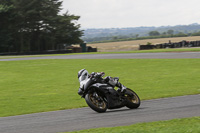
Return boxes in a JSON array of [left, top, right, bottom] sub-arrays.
[[89, 72, 105, 81]]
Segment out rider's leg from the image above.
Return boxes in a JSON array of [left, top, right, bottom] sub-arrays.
[[116, 82, 127, 93], [104, 76, 127, 93]]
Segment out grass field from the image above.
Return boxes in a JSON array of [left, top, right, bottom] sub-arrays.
[[0, 59, 199, 117], [67, 117, 200, 133], [88, 36, 200, 51]]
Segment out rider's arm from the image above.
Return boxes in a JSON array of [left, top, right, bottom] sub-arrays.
[[90, 72, 105, 83]]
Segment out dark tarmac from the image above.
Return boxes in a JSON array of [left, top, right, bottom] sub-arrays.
[[0, 52, 200, 61], [0, 95, 199, 133]]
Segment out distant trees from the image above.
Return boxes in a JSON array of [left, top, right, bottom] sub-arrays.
[[0, 0, 83, 53], [135, 34, 139, 38], [167, 30, 174, 35], [191, 31, 200, 36], [148, 30, 174, 37], [148, 31, 160, 36]]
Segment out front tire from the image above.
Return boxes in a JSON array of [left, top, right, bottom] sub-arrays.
[[125, 88, 140, 109], [85, 92, 107, 113]]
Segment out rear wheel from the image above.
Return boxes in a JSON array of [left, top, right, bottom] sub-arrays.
[[85, 92, 107, 113], [125, 88, 140, 109]]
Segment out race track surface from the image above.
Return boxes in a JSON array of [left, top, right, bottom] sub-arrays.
[[0, 94, 199, 133], [0, 52, 200, 61]]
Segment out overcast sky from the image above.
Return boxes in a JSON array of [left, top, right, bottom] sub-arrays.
[[61, 0, 200, 29]]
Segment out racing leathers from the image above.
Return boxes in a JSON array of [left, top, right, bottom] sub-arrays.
[[78, 72, 127, 96]]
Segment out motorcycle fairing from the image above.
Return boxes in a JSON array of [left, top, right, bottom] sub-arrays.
[[90, 83, 126, 109], [89, 83, 111, 94], [80, 78, 93, 91]]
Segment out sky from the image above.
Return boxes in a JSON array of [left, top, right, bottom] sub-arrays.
[[61, 0, 200, 29]]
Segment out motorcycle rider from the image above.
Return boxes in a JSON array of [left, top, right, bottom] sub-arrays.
[[78, 69, 127, 96]]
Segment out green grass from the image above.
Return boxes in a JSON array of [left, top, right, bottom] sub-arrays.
[[67, 117, 200, 133], [0, 48, 200, 59], [0, 59, 200, 117]]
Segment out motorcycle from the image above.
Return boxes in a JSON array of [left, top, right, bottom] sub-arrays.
[[78, 72, 140, 113]]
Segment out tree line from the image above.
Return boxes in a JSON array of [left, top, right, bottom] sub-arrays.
[[148, 29, 200, 37], [0, 0, 83, 53], [83, 24, 200, 43], [148, 30, 174, 36], [84, 29, 200, 44]]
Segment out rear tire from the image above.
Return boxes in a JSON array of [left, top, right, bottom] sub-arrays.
[[85, 92, 107, 113], [125, 88, 140, 109]]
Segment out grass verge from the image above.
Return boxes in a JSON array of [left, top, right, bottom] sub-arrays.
[[0, 59, 200, 117], [67, 117, 200, 133]]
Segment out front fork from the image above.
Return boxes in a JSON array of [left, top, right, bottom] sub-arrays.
[[92, 92, 108, 106]]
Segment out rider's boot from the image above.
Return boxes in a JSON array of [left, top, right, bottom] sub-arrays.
[[116, 82, 127, 93]]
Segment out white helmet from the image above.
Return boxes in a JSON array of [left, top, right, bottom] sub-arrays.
[[78, 69, 89, 82]]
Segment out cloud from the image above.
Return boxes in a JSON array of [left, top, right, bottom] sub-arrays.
[[61, 0, 200, 28]]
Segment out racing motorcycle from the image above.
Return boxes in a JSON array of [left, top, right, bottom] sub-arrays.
[[78, 72, 140, 113]]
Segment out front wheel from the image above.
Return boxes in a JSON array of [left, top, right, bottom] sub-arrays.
[[85, 92, 107, 113], [125, 88, 140, 109]]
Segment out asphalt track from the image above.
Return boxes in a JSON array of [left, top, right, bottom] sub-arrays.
[[0, 52, 200, 61], [0, 95, 199, 133]]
